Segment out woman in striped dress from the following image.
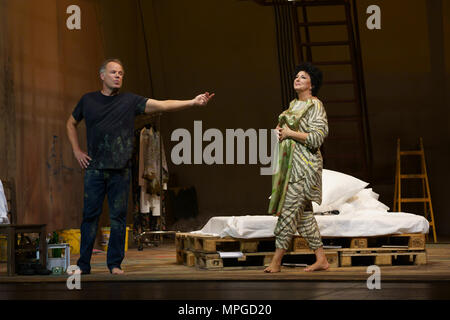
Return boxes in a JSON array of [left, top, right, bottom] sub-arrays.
[[265, 62, 329, 273]]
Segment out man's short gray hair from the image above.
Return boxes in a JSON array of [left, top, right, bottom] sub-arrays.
[[99, 58, 124, 75]]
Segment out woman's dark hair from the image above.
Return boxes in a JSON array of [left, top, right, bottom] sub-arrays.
[[294, 62, 323, 96]]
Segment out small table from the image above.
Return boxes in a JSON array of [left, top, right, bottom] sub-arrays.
[[0, 224, 47, 276]]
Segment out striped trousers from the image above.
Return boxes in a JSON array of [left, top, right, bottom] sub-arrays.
[[274, 179, 323, 251]]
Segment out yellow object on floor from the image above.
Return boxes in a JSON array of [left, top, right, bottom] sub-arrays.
[[58, 229, 81, 254], [101, 227, 129, 252]]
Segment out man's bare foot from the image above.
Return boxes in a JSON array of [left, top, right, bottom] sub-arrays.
[[67, 268, 82, 275], [304, 259, 329, 272], [264, 263, 281, 273], [67, 267, 90, 275], [111, 267, 124, 275]]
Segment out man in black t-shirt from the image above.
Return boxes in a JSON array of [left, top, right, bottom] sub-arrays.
[[67, 59, 214, 274]]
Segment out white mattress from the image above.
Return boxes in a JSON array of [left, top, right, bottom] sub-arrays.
[[191, 212, 429, 238], [192, 187, 429, 238]]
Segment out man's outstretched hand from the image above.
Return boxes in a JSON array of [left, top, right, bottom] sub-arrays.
[[193, 92, 215, 107]]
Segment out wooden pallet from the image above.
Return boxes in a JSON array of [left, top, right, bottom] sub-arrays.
[[177, 232, 426, 252], [176, 249, 196, 267], [175, 232, 427, 268], [294, 233, 426, 251], [340, 250, 427, 267], [175, 232, 276, 253], [178, 249, 339, 270]]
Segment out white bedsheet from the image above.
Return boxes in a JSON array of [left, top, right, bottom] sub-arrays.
[[191, 212, 429, 238], [191, 188, 429, 238]]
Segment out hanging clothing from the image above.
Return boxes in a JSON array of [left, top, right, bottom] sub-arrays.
[[138, 127, 169, 215], [142, 127, 169, 194], [139, 128, 151, 213], [0, 180, 9, 224], [150, 194, 161, 216]]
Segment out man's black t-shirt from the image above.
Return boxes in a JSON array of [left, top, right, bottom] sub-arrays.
[[72, 91, 148, 169]]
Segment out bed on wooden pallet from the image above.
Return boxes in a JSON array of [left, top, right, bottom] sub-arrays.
[[176, 170, 429, 269]]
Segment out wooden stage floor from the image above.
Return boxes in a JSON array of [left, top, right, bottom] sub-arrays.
[[1, 241, 450, 282], [1, 241, 450, 300]]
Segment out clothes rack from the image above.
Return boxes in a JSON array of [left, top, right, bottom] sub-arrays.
[[133, 113, 176, 250]]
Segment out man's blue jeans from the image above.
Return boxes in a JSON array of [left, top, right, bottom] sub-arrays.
[[77, 168, 131, 273]]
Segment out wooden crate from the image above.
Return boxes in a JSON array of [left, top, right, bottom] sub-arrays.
[[176, 232, 277, 253], [340, 250, 427, 267], [293, 233, 426, 251], [178, 233, 426, 253], [176, 249, 196, 267], [185, 250, 339, 270], [175, 232, 428, 269]]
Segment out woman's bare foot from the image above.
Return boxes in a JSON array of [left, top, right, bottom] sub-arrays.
[[304, 259, 329, 272], [264, 263, 281, 273], [263, 248, 286, 273], [304, 246, 329, 272], [111, 267, 124, 275]]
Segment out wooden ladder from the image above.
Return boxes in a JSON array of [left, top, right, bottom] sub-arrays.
[[291, 0, 372, 180], [252, 0, 371, 179], [394, 138, 437, 243]]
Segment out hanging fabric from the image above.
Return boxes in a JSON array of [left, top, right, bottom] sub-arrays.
[[138, 128, 151, 213], [0, 180, 9, 224], [138, 126, 169, 215], [142, 126, 169, 193]]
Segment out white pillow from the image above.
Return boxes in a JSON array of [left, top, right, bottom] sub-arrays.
[[332, 188, 389, 215], [313, 169, 369, 212], [347, 188, 389, 212]]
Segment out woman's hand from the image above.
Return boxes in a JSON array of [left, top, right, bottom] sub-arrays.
[[275, 126, 280, 140], [275, 124, 282, 140], [277, 127, 294, 141]]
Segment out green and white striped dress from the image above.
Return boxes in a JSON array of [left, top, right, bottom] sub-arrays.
[[268, 98, 329, 216]]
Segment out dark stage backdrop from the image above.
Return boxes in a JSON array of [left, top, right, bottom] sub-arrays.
[[0, 0, 449, 237]]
